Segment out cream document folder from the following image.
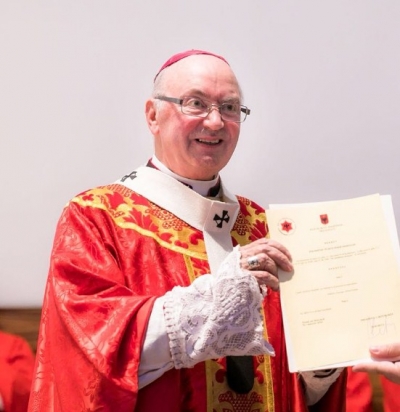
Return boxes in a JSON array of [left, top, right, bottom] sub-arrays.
[[267, 194, 400, 372]]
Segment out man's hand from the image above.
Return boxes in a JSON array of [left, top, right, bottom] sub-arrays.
[[239, 238, 293, 291], [352, 343, 400, 384], [163, 246, 275, 369]]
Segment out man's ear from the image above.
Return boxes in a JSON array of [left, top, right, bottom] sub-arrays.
[[145, 99, 159, 135]]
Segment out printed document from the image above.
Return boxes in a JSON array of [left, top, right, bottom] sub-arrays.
[[267, 194, 400, 372]]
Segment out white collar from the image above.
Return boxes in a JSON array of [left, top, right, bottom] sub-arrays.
[[117, 166, 239, 273], [151, 155, 220, 197]]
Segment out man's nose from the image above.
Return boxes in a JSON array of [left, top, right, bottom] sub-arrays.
[[203, 106, 224, 130]]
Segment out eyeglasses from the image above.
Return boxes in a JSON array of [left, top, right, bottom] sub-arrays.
[[155, 96, 251, 123]]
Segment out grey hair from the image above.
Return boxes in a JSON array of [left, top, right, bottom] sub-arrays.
[[152, 69, 169, 111], [152, 70, 167, 97]]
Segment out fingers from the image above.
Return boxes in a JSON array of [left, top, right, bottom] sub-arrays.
[[244, 252, 281, 275], [240, 238, 293, 271], [239, 238, 293, 290], [369, 343, 400, 361], [352, 343, 400, 385], [250, 270, 280, 291]]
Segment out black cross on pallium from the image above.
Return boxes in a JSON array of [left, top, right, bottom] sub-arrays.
[[213, 210, 230, 228], [121, 170, 137, 182]]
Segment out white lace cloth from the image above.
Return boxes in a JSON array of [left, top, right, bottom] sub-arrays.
[[163, 246, 275, 369], [300, 369, 343, 405]]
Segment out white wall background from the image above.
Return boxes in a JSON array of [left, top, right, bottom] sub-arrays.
[[1, 1, 399, 307]]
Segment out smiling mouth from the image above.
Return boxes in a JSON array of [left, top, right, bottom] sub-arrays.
[[196, 138, 221, 145]]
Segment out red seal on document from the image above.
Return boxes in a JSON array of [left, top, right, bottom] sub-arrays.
[[278, 218, 295, 235], [320, 214, 329, 225]]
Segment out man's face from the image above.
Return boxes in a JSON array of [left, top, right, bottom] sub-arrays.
[[146, 55, 242, 180]]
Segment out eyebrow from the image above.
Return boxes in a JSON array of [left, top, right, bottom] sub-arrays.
[[182, 90, 241, 104]]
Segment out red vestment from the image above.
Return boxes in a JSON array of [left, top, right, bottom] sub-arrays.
[[345, 367, 373, 412], [0, 330, 35, 412], [381, 375, 400, 412], [346, 367, 400, 412], [29, 183, 346, 411]]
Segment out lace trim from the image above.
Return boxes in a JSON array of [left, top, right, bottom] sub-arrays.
[[164, 246, 274, 369]]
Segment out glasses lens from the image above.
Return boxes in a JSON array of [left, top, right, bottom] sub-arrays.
[[181, 97, 208, 116], [181, 97, 248, 123], [220, 103, 242, 122]]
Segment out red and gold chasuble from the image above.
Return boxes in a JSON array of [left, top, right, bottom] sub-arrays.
[[29, 175, 346, 412]]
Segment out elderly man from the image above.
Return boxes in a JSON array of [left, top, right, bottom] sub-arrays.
[[29, 50, 346, 411]]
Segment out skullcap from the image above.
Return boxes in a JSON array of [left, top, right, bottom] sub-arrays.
[[154, 49, 229, 81]]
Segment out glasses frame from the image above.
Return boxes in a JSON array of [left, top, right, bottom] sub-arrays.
[[155, 95, 251, 123]]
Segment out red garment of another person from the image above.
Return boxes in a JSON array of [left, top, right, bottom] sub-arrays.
[[345, 367, 373, 412], [0, 330, 35, 412], [381, 375, 400, 412], [29, 183, 346, 411], [346, 367, 400, 412]]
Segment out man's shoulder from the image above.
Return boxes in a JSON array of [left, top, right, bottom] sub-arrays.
[[67, 183, 151, 213], [236, 194, 266, 214], [73, 183, 135, 199], [232, 195, 268, 242]]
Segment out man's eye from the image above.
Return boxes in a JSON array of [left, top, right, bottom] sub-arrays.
[[223, 103, 239, 113], [186, 98, 206, 108]]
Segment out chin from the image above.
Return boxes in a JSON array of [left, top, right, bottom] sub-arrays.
[[192, 166, 219, 181]]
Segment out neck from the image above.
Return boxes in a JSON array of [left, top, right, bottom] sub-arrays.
[[150, 155, 220, 197]]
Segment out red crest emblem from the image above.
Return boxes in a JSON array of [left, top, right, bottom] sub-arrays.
[[278, 218, 296, 235], [320, 214, 329, 225]]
